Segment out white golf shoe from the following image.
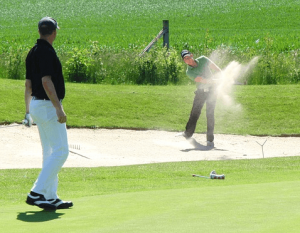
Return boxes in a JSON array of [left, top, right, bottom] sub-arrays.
[[48, 198, 73, 209]]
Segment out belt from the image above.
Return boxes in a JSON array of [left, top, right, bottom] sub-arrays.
[[32, 96, 63, 102], [32, 96, 49, 100]]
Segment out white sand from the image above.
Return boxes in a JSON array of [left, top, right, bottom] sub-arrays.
[[0, 124, 299, 169]]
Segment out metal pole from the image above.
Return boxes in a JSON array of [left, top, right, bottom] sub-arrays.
[[163, 20, 169, 49]]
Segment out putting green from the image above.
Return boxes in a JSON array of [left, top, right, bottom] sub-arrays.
[[2, 181, 300, 233]]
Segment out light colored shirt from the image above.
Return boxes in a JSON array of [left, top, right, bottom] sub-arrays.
[[186, 56, 214, 89]]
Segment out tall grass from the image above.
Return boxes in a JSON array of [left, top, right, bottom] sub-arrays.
[[0, 0, 300, 84]]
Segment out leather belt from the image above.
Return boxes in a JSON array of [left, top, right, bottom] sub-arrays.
[[32, 96, 49, 100], [32, 96, 62, 102]]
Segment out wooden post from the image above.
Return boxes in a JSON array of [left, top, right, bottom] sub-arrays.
[[163, 20, 169, 49], [139, 20, 169, 56]]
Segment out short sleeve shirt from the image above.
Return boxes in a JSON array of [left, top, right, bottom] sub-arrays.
[[186, 56, 213, 89], [26, 39, 65, 100]]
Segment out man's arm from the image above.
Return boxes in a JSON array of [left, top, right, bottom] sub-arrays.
[[194, 76, 207, 83], [196, 60, 222, 84], [194, 58, 222, 84], [25, 79, 32, 114], [23, 79, 34, 126], [209, 62, 222, 72], [42, 76, 67, 124]]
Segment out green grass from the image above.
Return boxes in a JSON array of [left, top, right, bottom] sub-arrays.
[[1, 79, 300, 135], [1, 1, 300, 231], [1, 0, 300, 84], [1, 79, 300, 232], [1, 157, 300, 232], [1, 0, 300, 52]]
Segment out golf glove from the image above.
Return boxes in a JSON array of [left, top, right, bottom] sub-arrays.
[[24, 113, 33, 127]]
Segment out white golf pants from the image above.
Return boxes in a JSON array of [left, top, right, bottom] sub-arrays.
[[29, 99, 69, 200]]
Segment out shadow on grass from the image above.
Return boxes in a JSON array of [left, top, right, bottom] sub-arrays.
[[17, 210, 65, 222], [181, 138, 228, 152]]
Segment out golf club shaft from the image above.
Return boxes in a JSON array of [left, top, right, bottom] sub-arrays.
[[192, 174, 225, 179], [192, 174, 210, 179]]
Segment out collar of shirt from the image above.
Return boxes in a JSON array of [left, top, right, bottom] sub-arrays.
[[36, 39, 54, 50]]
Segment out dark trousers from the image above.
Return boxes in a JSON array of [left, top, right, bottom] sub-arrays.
[[185, 88, 217, 141]]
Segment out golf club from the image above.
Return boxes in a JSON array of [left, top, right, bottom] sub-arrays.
[[192, 170, 225, 179]]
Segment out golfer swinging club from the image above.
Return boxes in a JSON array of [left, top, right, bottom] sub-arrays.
[[24, 17, 72, 210], [177, 50, 222, 147]]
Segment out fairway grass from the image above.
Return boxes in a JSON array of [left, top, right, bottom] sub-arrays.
[[1, 157, 300, 232], [2, 181, 300, 233]]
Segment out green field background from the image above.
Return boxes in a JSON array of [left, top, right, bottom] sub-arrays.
[[1, 0, 300, 133], [1, 0, 300, 51], [1, 0, 300, 84]]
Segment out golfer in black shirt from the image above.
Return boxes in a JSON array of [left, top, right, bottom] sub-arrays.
[[24, 17, 72, 210]]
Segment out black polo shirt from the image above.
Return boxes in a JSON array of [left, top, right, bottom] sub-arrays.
[[26, 39, 65, 100]]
